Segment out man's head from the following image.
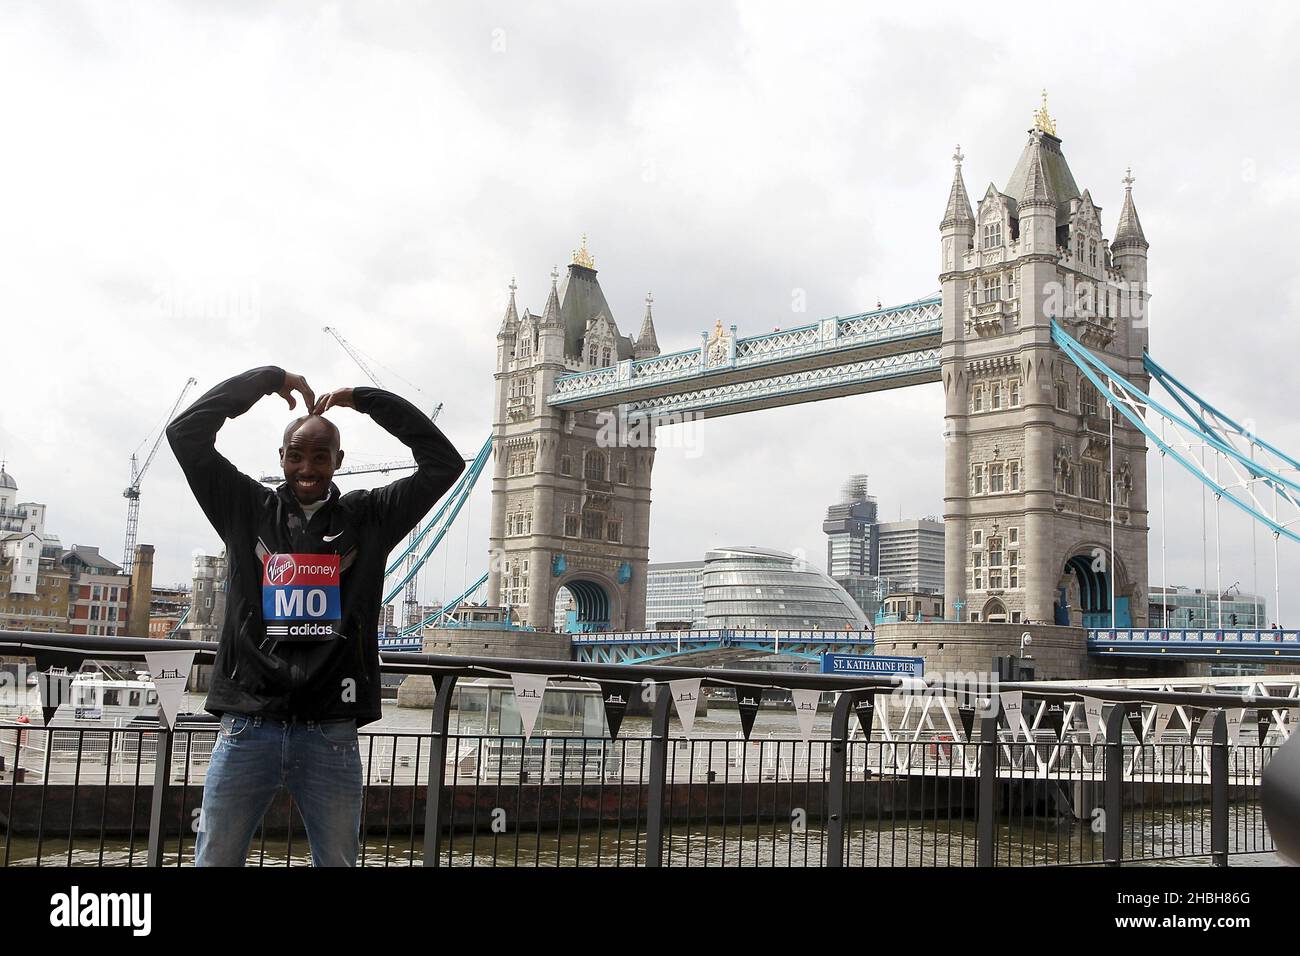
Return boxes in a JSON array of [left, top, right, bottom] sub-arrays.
[[279, 415, 344, 503]]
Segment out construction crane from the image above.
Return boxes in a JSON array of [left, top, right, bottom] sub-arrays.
[[323, 326, 383, 387], [260, 459, 414, 483], [322, 327, 442, 628], [258, 447, 475, 485], [123, 377, 198, 574]]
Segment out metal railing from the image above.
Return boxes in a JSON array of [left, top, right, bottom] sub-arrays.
[[1090, 627, 1300, 643], [0, 630, 1293, 867], [570, 628, 874, 645]]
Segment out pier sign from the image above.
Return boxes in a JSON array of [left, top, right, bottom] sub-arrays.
[[820, 654, 923, 678]]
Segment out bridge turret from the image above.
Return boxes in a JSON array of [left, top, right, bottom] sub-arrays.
[[633, 292, 661, 360], [537, 267, 566, 363], [1112, 168, 1149, 284], [939, 144, 975, 270], [1111, 169, 1150, 358], [1016, 133, 1058, 257], [497, 277, 519, 339], [495, 278, 519, 370]]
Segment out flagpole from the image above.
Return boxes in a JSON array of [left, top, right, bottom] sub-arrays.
[[1109, 398, 1117, 630]]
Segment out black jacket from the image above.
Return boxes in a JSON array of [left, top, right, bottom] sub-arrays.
[[166, 366, 465, 727]]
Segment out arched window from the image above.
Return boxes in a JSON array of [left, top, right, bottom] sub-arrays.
[[584, 450, 607, 482]]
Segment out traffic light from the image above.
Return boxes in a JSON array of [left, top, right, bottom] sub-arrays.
[[1231, 613, 1238, 626]]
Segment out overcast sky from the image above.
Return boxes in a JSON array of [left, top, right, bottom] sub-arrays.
[[3, 2, 1300, 620]]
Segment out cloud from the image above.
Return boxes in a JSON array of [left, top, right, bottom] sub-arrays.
[[2, 2, 1300, 620]]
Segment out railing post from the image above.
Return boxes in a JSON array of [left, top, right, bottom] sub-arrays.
[[825, 691, 854, 867], [1211, 709, 1229, 867], [1104, 704, 1127, 866], [422, 674, 458, 867], [976, 697, 1002, 867], [644, 683, 673, 867], [146, 729, 172, 867]]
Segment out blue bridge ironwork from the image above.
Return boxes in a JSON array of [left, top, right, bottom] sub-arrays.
[[570, 628, 875, 664], [1088, 628, 1300, 661], [384, 625, 1300, 663]]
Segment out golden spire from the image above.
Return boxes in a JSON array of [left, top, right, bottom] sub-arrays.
[[571, 234, 595, 269], [1032, 89, 1057, 136]]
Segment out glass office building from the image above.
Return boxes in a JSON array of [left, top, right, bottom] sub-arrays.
[[645, 561, 706, 629], [823, 475, 879, 578], [876, 519, 945, 594], [1148, 586, 1269, 629], [835, 573, 891, 622], [702, 546, 868, 630]]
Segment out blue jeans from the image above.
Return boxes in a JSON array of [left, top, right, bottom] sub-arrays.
[[194, 713, 364, 867]]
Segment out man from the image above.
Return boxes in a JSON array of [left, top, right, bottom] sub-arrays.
[[166, 366, 464, 866]]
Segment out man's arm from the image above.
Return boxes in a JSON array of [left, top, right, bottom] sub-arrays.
[[165, 366, 308, 541], [343, 388, 466, 549]]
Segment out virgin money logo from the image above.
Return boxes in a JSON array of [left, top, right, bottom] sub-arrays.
[[265, 554, 297, 586]]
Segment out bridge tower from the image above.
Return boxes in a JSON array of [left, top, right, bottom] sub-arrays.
[[488, 240, 660, 631], [940, 99, 1151, 628]]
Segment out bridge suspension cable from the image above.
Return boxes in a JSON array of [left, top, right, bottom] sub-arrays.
[[382, 435, 492, 605], [382, 435, 492, 577], [1053, 322, 1300, 541], [397, 571, 489, 636], [1053, 322, 1297, 623]]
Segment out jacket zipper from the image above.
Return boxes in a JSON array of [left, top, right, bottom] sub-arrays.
[[231, 608, 253, 679]]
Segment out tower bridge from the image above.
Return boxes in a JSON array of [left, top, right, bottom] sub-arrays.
[[488, 99, 1159, 641]]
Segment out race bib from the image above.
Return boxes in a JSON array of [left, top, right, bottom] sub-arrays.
[[262, 553, 341, 641]]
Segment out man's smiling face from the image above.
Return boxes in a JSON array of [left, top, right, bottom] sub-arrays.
[[279, 415, 344, 504]]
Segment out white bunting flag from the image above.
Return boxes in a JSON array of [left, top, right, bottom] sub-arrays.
[[1226, 708, 1244, 748], [1153, 702, 1175, 744], [1083, 696, 1105, 744], [144, 650, 196, 730], [509, 672, 549, 740], [669, 678, 702, 735], [1000, 691, 1024, 742], [792, 689, 821, 742]]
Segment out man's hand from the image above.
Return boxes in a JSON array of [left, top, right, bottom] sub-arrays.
[[278, 372, 316, 412], [312, 387, 356, 415]]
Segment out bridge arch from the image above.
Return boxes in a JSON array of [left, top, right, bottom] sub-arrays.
[[1058, 544, 1133, 629], [553, 569, 622, 633], [980, 597, 1008, 623]]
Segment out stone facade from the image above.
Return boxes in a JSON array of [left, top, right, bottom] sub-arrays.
[[940, 113, 1150, 629], [487, 248, 660, 631], [395, 626, 572, 707], [874, 622, 1199, 682], [876, 621, 1091, 680]]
